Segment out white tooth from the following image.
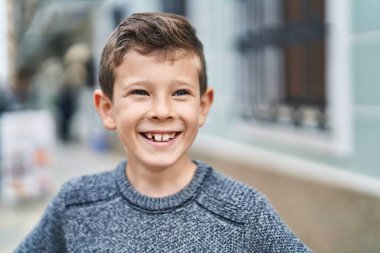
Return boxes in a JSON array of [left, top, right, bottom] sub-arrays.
[[162, 134, 169, 141], [170, 133, 175, 139], [147, 133, 153, 139], [154, 134, 162, 142]]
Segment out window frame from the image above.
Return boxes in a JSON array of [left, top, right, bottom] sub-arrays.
[[234, 0, 352, 155]]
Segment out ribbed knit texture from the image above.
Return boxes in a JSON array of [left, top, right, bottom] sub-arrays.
[[15, 161, 312, 252]]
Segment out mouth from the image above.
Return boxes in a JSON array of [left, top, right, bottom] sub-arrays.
[[139, 132, 181, 143]]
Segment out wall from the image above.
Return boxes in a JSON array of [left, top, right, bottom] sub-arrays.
[[351, 0, 380, 176], [188, 0, 380, 182]]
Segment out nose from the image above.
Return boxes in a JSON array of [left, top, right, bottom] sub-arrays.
[[148, 95, 174, 121]]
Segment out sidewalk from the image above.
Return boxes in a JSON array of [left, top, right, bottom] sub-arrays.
[[0, 141, 124, 252]]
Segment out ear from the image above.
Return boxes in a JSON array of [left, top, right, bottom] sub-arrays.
[[198, 87, 214, 127], [93, 89, 116, 130]]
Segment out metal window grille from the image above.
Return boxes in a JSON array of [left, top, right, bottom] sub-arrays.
[[237, 0, 327, 130]]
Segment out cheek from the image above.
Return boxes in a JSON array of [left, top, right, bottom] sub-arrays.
[[177, 103, 200, 126], [114, 103, 141, 127]]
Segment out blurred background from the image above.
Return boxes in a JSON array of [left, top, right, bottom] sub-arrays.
[[0, 0, 380, 252]]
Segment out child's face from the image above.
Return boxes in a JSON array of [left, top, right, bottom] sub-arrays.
[[94, 49, 213, 170]]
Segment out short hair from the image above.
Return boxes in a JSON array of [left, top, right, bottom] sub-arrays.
[[99, 12, 207, 100]]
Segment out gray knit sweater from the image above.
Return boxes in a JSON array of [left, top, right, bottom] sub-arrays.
[[15, 161, 312, 252]]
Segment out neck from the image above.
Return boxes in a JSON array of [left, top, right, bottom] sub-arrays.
[[125, 157, 197, 198]]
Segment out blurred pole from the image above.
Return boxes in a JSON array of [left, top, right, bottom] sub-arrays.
[[0, 0, 8, 87]]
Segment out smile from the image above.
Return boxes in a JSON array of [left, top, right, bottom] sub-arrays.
[[140, 132, 180, 142]]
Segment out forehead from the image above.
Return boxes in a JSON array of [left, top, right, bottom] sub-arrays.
[[118, 49, 201, 76], [114, 49, 201, 89], [125, 48, 201, 67]]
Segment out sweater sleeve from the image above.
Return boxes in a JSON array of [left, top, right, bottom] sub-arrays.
[[14, 188, 67, 253], [243, 193, 313, 253]]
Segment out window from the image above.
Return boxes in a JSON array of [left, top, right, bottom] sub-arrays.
[[237, 0, 327, 129], [235, 0, 352, 154], [162, 0, 187, 16]]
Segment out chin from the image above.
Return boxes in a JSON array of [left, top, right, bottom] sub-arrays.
[[139, 154, 186, 170], [146, 159, 178, 170]]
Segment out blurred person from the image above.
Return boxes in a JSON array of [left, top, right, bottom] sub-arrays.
[[64, 42, 96, 90], [31, 57, 65, 110], [12, 67, 31, 106], [56, 43, 98, 143], [55, 53, 87, 142], [0, 84, 14, 114], [0, 67, 33, 113], [63, 42, 91, 67], [15, 13, 312, 252]]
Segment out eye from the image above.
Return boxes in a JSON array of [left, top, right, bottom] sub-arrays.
[[130, 89, 149, 96], [173, 89, 191, 96]]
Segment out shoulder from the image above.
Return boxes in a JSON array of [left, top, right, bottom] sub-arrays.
[[57, 168, 119, 208], [196, 164, 312, 252], [196, 167, 271, 224]]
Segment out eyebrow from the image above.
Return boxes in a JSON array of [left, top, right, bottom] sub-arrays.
[[120, 78, 197, 90], [119, 78, 150, 90], [174, 79, 197, 89]]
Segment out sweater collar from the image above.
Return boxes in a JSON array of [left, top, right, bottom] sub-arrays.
[[114, 160, 212, 212]]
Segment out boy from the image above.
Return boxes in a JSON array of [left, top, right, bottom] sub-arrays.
[[16, 12, 312, 252]]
